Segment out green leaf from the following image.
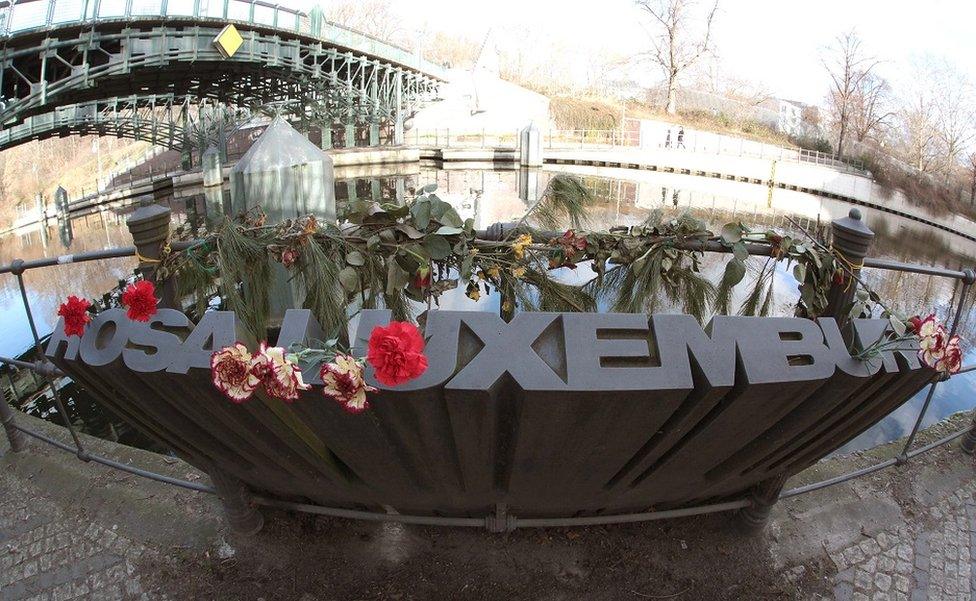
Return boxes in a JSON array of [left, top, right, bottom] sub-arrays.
[[422, 183, 437, 193], [386, 260, 410, 295], [721, 223, 742, 244], [889, 315, 907, 336], [345, 251, 365, 266], [732, 241, 749, 262], [440, 206, 464, 228], [396, 224, 425, 239], [793, 263, 806, 283], [429, 198, 451, 220], [724, 259, 747, 287], [461, 254, 474, 279], [424, 235, 452, 260], [411, 201, 431, 230], [367, 235, 381, 250], [338, 267, 360, 292], [434, 225, 463, 236]]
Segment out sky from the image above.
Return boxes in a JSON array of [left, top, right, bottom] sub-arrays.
[[284, 0, 976, 105]]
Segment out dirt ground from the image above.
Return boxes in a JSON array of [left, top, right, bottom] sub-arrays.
[[142, 508, 833, 600]]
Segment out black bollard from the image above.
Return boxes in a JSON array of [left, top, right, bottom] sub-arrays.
[[823, 208, 875, 332], [126, 198, 177, 308]]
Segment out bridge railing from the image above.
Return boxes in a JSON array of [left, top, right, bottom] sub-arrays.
[[0, 0, 446, 80], [410, 127, 867, 174]]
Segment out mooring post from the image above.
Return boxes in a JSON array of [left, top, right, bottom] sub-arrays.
[[209, 469, 265, 535], [126, 198, 177, 308], [201, 144, 224, 224], [735, 472, 789, 533], [823, 208, 875, 332]]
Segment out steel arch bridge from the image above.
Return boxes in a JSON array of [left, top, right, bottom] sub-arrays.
[[0, 0, 446, 153]]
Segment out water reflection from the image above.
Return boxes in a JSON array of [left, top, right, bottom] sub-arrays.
[[2, 164, 976, 455]]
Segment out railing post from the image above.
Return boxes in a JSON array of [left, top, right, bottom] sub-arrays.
[[735, 472, 789, 533], [0, 378, 27, 453], [209, 468, 264, 535], [822, 208, 875, 331]]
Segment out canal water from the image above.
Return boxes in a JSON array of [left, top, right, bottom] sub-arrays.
[[2, 163, 975, 455]]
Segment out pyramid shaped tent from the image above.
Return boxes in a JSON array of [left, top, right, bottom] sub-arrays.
[[230, 117, 335, 222]]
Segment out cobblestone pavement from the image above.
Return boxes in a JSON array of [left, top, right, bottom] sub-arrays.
[[827, 480, 976, 601], [0, 472, 150, 601]]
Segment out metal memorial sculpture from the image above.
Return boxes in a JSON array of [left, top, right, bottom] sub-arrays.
[[36, 175, 967, 533]]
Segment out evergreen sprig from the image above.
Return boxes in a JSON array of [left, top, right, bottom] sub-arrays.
[[157, 175, 866, 340]]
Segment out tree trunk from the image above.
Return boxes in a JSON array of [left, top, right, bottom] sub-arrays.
[[665, 72, 678, 115], [836, 118, 847, 160]]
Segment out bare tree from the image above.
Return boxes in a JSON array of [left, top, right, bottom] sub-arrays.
[[822, 31, 881, 159], [849, 72, 893, 145], [323, 0, 405, 44], [931, 62, 975, 182], [968, 152, 976, 204], [636, 0, 719, 114], [897, 93, 941, 173]]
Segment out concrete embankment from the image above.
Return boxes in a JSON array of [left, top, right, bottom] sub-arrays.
[[421, 145, 976, 242]]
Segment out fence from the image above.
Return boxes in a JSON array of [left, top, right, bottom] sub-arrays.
[[1, 204, 975, 532], [410, 127, 868, 175]]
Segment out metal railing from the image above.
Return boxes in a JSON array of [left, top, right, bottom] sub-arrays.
[[411, 128, 868, 175], [0, 229, 974, 530], [0, 0, 447, 80]]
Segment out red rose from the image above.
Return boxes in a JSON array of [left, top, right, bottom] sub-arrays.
[[57, 296, 92, 337], [412, 266, 431, 290], [366, 321, 428, 386], [121, 280, 158, 322]]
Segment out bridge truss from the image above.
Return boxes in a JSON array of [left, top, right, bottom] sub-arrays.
[[0, 0, 444, 152]]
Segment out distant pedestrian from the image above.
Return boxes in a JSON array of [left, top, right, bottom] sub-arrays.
[[665, 129, 672, 148], [677, 127, 685, 149]]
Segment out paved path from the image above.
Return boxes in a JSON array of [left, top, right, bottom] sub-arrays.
[[1, 410, 976, 600], [826, 481, 976, 600], [0, 471, 149, 601]]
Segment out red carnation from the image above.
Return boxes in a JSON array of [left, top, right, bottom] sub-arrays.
[[366, 321, 428, 386], [121, 280, 158, 322], [57, 296, 92, 337], [907, 315, 923, 335]]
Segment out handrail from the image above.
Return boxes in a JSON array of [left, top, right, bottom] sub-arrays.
[[0, 233, 970, 281]]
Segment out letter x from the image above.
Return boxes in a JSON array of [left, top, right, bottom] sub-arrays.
[[446, 312, 568, 392]]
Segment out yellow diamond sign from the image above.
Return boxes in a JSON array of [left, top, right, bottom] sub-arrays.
[[213, 24, 244, 58]]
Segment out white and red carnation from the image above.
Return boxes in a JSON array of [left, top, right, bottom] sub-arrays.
[[210, 343, 262, 403], [934, 335, 963, 375], [254, 342, 311, 402], [320, 353, 377, 414]]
